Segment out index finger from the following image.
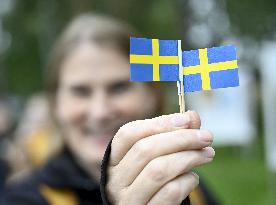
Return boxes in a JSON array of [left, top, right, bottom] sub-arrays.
[[110, 111, 201, 166]]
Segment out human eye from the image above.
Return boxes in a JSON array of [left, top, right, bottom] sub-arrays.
[[108, 81, 131, 95], [70, 84, 91, 98]]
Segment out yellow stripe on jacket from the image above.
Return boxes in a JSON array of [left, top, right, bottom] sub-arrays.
[[40, 185, 79, 205], [190, 186, 207, 205]]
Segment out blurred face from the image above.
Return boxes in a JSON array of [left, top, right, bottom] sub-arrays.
[[55, 43, 158, 178]]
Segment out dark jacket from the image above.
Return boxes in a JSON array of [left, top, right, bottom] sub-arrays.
[[1, 144, 218, 205], [0, 148, 102, 205], [0, 159, 9, 192]]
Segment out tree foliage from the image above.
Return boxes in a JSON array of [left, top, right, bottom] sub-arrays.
[[1, 0, 275, 96]]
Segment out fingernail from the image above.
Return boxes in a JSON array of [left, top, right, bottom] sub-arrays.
[[202, 147, 215, 158], [197, 130, 213, 142], [191, 172, 199, 180], [171, 114, 190, 127]]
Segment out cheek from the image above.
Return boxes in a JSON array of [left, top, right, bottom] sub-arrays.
[[112, 86, 158, 119], [55, 93, 87, 126]]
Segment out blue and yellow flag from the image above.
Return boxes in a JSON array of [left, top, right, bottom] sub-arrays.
[[130, 37, 180, 81], [129, 37, 239, 93], [182, 45, 239, 92]]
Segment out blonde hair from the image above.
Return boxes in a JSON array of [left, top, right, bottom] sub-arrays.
[[45, 13, 163, 114], [46, 14, 135, 98]]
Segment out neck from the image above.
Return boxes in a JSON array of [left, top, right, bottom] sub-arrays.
[[72, 155, 101, 184]]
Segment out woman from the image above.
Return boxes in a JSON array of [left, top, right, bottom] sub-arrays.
[[1, 14, 217, 205]]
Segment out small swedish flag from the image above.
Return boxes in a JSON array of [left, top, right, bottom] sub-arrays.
[[130, 37, 180, 81], [183, 45, 239, 92]]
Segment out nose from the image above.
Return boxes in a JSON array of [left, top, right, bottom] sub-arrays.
[[88, 90, 112, 122]]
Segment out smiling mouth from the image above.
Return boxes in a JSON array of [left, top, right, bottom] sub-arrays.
[[82, 133, 113, 146], [82, 127, 117, 139], [81, 118, 130, 142]]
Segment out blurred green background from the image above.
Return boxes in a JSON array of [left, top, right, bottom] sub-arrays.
[[2, 0, 276, 97], [1, 0, 276, 204]]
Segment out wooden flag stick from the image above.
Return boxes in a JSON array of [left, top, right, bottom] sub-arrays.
[[177, 81, 182, 113], [181, 81, 185, 113], [178, 94, 182, 113], [177, 81, 185, 114], [177, 40, 185, 114]]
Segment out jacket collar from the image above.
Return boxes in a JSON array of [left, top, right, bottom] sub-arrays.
[[39, 147, 99, 192]]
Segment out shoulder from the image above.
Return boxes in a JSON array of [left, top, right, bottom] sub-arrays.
[[0, 174, 49, 205], [1, 173, 79, 205]]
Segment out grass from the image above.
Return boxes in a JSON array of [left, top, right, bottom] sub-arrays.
[[195, 143, 276, 205]]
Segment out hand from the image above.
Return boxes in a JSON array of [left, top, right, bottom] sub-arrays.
[[106, 111, 215, 205]]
